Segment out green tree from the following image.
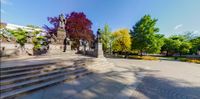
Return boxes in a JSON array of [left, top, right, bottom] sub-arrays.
[[179, 42, 192, 55], [148, 34, 165, 53], [112, 29, 131, 54], [9, 28, 28, 48], [170, 35, 192, 56], [162, 35, 192, 56], [100, 24, 112, 53], [32, 31, 44, 50], [190, 37, 200, 54], [162, 38, 181, 56], [170, 35, 186, 42], [182, 31, 199, 41], [130, 15, 161, 55], [8, 28, 28, 54]]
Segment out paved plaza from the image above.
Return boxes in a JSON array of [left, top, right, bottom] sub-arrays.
[[108, 59, 200, 99], [1, 54, 200, 99], [1, 1, 200, 99]]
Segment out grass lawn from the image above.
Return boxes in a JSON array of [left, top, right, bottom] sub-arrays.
[[156, 56, 200, 64], [107, 54, 200, 64]]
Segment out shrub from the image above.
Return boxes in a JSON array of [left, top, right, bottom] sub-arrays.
[[128, 55, 159, 60], [186, 59, 200, 64]]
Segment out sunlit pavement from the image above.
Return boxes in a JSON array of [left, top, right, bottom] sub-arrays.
[[13, 56, 200, 99], [108, 58, 200, 99]]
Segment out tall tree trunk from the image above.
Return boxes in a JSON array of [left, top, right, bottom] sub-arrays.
[[166, 51, 169, 56], [140, 50, 143, 57]]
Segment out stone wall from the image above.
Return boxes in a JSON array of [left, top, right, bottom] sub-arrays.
[[0, 42, 100, 57], [0, 43, 33, 50], [0, 43, 70, 56]]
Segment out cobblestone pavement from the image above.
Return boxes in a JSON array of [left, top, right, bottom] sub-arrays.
[[108, 58, 200, 99]]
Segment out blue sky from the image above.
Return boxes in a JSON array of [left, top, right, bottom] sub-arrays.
[[1, 0, 200, 36]]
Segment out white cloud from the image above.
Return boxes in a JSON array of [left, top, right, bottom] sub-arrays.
[[174, 24, 183, 30]]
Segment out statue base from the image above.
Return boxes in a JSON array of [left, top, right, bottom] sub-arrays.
[[96, 43, 104, 58], [56, 28, 66, 44]]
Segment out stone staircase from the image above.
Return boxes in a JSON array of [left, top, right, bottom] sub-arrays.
[[0, 62, 92, 99]]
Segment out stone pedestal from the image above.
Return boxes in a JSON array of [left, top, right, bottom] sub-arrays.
[[55, 28, 72, 52], [96, 43, 104, 58], [56, 28, 65, 44]]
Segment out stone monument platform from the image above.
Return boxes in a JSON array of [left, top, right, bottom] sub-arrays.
[[90, 42, 114, 73]]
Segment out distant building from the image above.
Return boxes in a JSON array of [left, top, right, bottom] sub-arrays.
[[0, 22, 46, 43], [3, 23, 44, 32]]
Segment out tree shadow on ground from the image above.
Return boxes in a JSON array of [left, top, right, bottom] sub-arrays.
[[130, 75, 200, 99], [37, 63, 160, 99]]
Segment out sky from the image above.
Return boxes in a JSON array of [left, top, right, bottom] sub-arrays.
[[1, 0, 200, 36]]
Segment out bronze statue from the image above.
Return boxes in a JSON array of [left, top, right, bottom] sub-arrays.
[[97, 28, 101, 43]]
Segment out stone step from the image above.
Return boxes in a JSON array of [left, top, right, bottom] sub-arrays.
[[0, 68, 87, 93], [0, 69, 41, 80], [0, 70, 92, 99], [0, 65, 79, 85], [0, 61, 75, 75], [0, 66, 44, 75], [0, 62, 56, 71], [0, 63, 76, 80], [0, 63, 72, 76]]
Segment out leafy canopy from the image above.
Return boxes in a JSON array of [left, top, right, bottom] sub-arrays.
[[112, 28, 131, 52], [8, 28, 28, 47], [66, 12, 94, 42], [32, 31, 45, 50], [130, 15, 163, 54], [189, 36, 200, 54], [162, 35, 192, 55], [43, 16, 59, 37], [100, 24, 112, 52]]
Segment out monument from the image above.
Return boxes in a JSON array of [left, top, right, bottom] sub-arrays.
[[55, 14, 71, 52], [96, 28, 105, 58], [88, 29, 114, 73], [56, 14, 66, 44]]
